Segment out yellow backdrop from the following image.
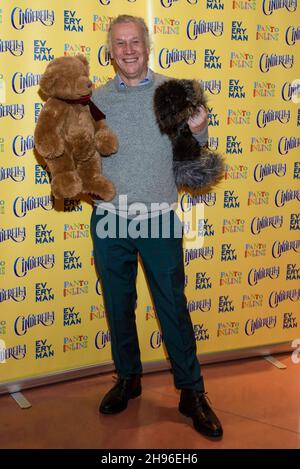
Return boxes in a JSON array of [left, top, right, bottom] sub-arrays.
[[0, 0, 299, 390]]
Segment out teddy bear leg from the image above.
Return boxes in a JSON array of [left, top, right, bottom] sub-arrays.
[[76, 155, 115, 201], [94, 120, 119, 156], [46, 156, 82, 199]]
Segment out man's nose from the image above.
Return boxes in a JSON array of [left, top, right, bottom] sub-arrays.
[[124, 43, 134, 54]]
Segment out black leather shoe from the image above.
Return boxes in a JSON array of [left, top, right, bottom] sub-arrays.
[[99, 375, 142, 414], [179, 389, 223, 439]]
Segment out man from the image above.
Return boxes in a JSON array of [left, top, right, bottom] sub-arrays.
[[91, 14, 223, 439]]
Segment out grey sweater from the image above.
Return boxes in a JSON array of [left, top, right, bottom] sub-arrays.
[[91, 72, 208, 216]]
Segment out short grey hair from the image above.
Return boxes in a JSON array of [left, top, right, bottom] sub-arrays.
[[107, 15, 150, 53]]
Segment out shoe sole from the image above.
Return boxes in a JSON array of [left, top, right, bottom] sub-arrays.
[[178, 405, 223, 440], [100, 387, 142, 415]]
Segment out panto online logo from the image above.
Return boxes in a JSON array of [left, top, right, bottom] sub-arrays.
[[229, 79, 245, 98], [248, 266, 280, 286], [250, 215, 283, 235], [217, 322, 239, 337], [98, 45, 110, 67], [245, 243, 267, 257], [256, 109, 290, 128], [153, 17, 180, 34], [230, 52, 253, 68], [226, 136, 243, 154], [253, 81, 275, 97], [184, 247, 214, 266], [0, 40, 24, 56], [232, 0, 256, 9], [186, 20, 223, 40], [248, 191, 269, 206], [63, 280, 88, 297], [269, 289, 300, 308], [227, 110, 250, 124], [262, 0, 297, 16], [95, 330, 110, 349], [272, 239, 300, 258], [158, 48, 196, 69], [14, 254, 55, 278], [0, 104, 24, 119], [256, 24, 279, 40], [145, 305, 156, 321], [0, 166, 25, 182], [64, 223, 89, 240], [275, 189, 300, 207], [245, 316, 276, 336], [64, 44, 90, 61], [201, 79, 221, 95], [93, 15, 114, 32], [222, 218, 245, 234], [278, 137, 300, 155], [11, 8, 55, 30], [242, 294, 263, 309], [64, 335, 88, 352], [13, 195, 54, 218], [0, 227, 26, 243], [33, 40, 54, 61], [12, 135, 34, 157], [224, 164, 248, 180], [0, 344, 26, 362], [250, 136, 272, 152], [281, 81, 300, 101], [0, 286, 26, 303], [218, 296, 234, 313], [90, 304, 106, 320], [64, 10, 83, 32], [220, 271, 242, 286], [195, 272, 212, 290], [259, 53, 294, 72], [14, 312, 55, 336], [92, 75, 112, 87], [64, 199, 82, 212], [64, 307, 82, 326], [254, 163, 286, 182], [187, 299, 211, 313]]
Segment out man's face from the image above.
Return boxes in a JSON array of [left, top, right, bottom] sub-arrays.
[[110, 21, 149, 86]]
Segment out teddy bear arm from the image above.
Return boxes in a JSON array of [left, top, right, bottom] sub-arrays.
[[94, 119, 119, 156], [34, 101, 66, 159]]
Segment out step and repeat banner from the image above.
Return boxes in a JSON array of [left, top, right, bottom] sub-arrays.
[[0, 0, 299, 390]]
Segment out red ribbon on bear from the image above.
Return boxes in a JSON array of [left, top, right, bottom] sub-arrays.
[[57, 95, 106, 121]]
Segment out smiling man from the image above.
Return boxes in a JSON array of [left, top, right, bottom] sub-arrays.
[[91, 14, 223, 440]]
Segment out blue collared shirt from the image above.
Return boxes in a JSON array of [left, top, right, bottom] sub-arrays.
[[117, 68, 153, 90]]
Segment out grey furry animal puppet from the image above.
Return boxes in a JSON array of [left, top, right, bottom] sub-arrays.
[[154, 79, 224, 191]]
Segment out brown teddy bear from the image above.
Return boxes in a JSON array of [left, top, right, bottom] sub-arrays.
[[34, 54, 118, 200]]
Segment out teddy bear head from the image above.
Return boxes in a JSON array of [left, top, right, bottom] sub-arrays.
[[39, 54, 93, 100]]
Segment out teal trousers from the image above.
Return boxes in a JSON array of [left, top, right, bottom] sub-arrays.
[[90, 207, 204, 391]]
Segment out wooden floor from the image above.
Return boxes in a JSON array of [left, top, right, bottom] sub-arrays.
[[0, 352, 299, 449]]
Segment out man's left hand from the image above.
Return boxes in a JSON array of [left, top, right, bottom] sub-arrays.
[[187, 105, 208, 134]]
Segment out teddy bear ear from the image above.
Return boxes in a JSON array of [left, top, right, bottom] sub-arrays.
[[76, 54, 89, 68], [39, 71, 57, 97]]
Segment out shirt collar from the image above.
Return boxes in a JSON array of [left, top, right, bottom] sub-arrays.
[[117, 68, 153, 90]]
